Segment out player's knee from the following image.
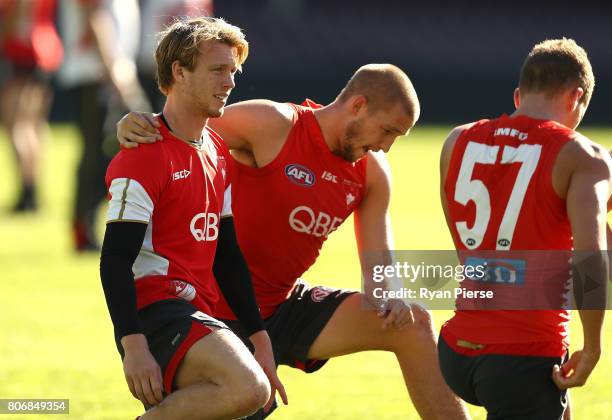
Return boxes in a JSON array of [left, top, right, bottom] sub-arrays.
[[389, 310, 437, 352], [228, 367, 270, 416]]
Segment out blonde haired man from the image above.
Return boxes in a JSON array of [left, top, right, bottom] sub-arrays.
[[101, 17, 284, 419]]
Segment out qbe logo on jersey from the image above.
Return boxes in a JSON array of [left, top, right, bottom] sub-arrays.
[[285, 164, 315, 187], [190, 212, 219, 241], [289, 205, 343, 238]]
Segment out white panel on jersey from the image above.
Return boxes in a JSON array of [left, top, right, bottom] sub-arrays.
[[106, 178, 154, 223], [454, 142, 499, 249], [221, 184, 233, 217], [133, 220, 170, 279], [496, 144, 542, 250]]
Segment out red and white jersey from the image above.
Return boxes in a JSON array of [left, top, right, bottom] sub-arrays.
[[105, 115, 231, 314], [214, 100, 368, 319], [442, 114, 576, 356]]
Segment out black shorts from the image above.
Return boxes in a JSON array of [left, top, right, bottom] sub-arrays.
[[115, 299, 229, 395], [438, 335, 568, 420], [221, 281, 356, 372]]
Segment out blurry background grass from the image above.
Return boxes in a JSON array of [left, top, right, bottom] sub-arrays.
[[0, 125, 610, 419]]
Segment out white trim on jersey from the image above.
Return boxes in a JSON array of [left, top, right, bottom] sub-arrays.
[[221, 184, 232, 217], [133, 220, 170, 279], [106, 178, 154, 223]]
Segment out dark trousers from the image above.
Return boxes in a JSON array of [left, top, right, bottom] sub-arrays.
[[72, 83, 118, 242]]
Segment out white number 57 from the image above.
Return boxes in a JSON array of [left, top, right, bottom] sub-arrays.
[[454, 141, 541, 250]]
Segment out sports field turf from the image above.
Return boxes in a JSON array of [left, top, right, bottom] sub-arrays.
[[0, 125, 610, 419]]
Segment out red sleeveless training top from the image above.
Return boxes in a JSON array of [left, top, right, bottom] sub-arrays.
[[214, 101, 368, 319], [442, 114, 575, 356]]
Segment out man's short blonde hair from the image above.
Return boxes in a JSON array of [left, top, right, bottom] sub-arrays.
[[519, 38, 594, 104], [155, 17, 248, 94], [337, 64, 420, 123]]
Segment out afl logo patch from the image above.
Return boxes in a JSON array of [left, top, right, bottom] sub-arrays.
[[497, 239, 510, 247], [311, 286, 334, 302], [285, 164, 315, 187]]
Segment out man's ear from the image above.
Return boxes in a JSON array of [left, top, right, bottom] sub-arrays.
[[568, 86, 585, 112], [171, 60, 186, 85], [513, 88, 521, 109], [350, 95, 368, 116]]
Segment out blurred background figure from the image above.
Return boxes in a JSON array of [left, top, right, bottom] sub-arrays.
[[0, 0, 63, 212], [57, 0, 151, 251], [137, 0, 214, 111]]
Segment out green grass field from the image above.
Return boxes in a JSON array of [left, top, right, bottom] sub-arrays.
[[0, 125, 611, 419]]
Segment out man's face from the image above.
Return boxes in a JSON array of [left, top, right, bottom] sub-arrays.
[[335, 102, 413, 162], [182, 40, 238, 118]]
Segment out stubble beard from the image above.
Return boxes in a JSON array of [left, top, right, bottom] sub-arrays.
[[188, 87, 223, 119], [332, 119, 361, 162]]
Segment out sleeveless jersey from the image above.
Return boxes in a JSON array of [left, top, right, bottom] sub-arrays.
[[105, 116, 231, 314], [442, 114, 575, 356], [214, 101, 368, 319]]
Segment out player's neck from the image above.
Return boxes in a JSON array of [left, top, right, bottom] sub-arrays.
[[512, 96, 567, 126], [312, 101, 343, 152], [162, 97, 208, 143]]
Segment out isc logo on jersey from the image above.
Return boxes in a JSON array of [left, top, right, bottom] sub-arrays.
[[173, 169, 191, 181], [190, 212, 219, 241], [285, 164, 315, 187]]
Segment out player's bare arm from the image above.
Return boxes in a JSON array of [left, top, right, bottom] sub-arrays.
[[354, 151, 419, 329], [208, 100, 294, 167], [439, 124, 476, 233], [116, 100, 294, 167], [552, 136, 612, 390]]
